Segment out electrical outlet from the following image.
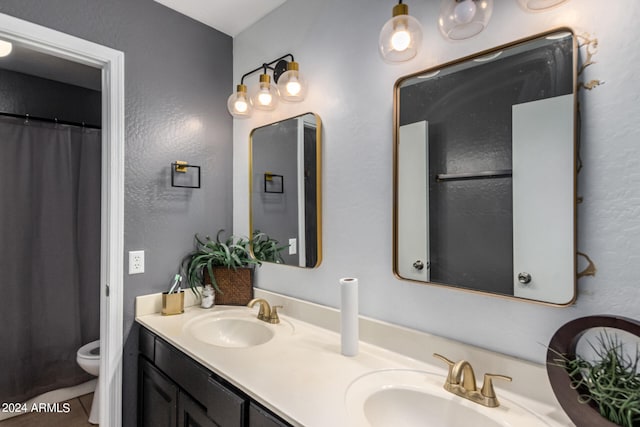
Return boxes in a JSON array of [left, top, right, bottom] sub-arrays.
[[129, 250, 145, 274], [288, 238, 297, 255]]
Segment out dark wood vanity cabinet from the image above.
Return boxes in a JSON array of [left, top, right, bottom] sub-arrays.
[[139, 357, 178, 427], [178, 391, 219, 427], [138, 327, 292, 427]]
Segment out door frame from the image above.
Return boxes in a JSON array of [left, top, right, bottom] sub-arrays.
[[0, 13, 125, 427]]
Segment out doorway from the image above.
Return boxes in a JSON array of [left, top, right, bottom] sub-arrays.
[[0, 13, 124, 427]]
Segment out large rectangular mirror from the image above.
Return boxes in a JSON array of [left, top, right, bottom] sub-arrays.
[[250, 112, 322, 267], [393, 29, 577, 305]]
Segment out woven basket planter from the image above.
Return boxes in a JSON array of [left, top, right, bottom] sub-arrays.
[[204, 267, 254, 305]]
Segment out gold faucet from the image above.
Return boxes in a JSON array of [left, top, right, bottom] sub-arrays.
[[247, 298, 271, 321], [268, 305, 282, 324], [433, 353, 512, 408], [247, 298, 281, 324]]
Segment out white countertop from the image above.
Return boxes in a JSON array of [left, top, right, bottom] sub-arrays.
[[135, 289, 574, 427]]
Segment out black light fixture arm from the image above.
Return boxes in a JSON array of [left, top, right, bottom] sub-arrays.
[[239, 53, 295, 85]]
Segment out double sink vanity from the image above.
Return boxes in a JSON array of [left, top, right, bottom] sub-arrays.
[[136, 289, 574, 427]]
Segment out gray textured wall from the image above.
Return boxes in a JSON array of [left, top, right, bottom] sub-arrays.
[[0, 69, 101, 125], [0, 2, 233, 426]]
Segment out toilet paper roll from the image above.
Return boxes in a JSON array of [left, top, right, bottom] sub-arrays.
[[340, 277, 359, 357]]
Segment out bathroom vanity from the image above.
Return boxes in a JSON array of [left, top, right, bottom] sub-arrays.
[[139, 327, 290, 427], [136, 289, 574, 427]]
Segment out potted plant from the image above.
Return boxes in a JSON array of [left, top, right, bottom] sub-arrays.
[[251, 230, 289, 264], [560, 333, 640, 427], [181, 230, 260, 305], [547, 316, 640, 427]]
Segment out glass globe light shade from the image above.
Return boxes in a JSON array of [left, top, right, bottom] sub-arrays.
[[0, 40, 13, 57], [454, 0, 477, 24], [379, 3, 423, 62], [516, 0, 570, 12], [227, 84, 252, 119], [251, 74, 279, 111], [276, 62, 307, 102], [438, 0, 493, 41]]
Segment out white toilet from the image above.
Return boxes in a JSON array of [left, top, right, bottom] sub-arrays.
[[77, 340, 100, 424]]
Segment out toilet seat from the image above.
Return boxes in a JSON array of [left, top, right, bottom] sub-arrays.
[[77, 340, 100, 360], [76, 339, 100, 423]]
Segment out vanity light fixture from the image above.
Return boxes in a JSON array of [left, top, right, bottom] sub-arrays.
[[0, 40, 13, 57], [379, 1, 423, 62], [438, 0, 493, 40], [227, 53, 307, 119], [516, 0, 570, 12], [252, 73, 278, 111], [276, 61, 307, 102], [227, 84, 252, 118]]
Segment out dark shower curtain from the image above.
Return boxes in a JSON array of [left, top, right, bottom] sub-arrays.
[[0, 115, 101, 403]]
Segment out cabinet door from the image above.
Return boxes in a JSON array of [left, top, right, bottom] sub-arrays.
[[249, 402, 292, 427], [178, 391, 219, 427], [155, 338, 246, 426], [139, 357, 178, 427]]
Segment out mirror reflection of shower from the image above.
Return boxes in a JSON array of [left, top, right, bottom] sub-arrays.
[[0, 40, 103, 425]]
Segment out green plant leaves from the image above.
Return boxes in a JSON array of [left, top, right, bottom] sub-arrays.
[[561, 332, 640, 427], [180, 229, 268, 294], [251, 230, 288, 264]]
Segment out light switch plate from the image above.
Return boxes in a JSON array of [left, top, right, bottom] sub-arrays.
[[288, 238, 297, 255]]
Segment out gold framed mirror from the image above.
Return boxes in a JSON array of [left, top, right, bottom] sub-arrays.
[[249, 112, 322, 267], [393, 29, 577, 305]]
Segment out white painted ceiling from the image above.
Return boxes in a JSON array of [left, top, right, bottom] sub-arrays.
[[153, 0, 287, 37]]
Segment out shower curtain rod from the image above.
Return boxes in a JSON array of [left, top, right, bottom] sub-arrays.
[[0, 111, 101, 130]]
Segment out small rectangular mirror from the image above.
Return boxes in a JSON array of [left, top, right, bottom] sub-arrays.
[[393, 29, 577, 305], [250, 113, 322, 267]]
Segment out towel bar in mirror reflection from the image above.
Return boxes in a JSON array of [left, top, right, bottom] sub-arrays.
[[250, 112, 322, 268], [263, 172, 284, 194], [393, 28, 577, 306]]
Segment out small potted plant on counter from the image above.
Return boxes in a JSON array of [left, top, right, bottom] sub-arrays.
[[181, 230, 259, 305], [180, 229, 288, 305]]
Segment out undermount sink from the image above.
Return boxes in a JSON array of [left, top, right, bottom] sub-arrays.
[[345, 369, 555, 427], [183, 309, 294, 348]]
